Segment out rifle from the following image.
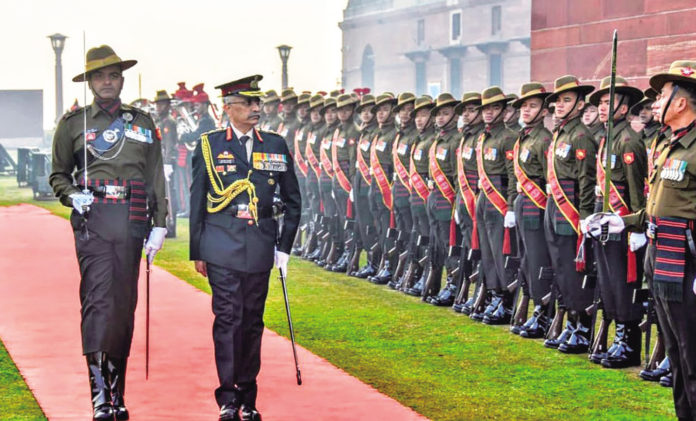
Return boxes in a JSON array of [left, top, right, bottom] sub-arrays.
[[546, 307, 566, 341], [600, 30, 619, 243], [583, 271, 600, 347], [505, 256, 526, 326], [634, 288, 656, 366], [453, 253, 474, 306]]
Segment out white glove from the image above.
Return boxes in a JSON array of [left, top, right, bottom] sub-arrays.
[[503, 211, 516, 228], [583, 213, 605, 237], [275, 249, 290, 275], [454, 208, 460, 225], [144, 227, 167, 263], [69, 191, 94, 215], [349, 189, 354, 202], [629, 233, 647, 252], [599, 213, 625, 234], [693, 277, 696, 296], [163, 164, 174, 181]]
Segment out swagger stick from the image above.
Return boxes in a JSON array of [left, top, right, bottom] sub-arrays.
[[278, 268, 302, 385]]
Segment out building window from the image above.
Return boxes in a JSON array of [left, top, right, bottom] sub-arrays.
[[489, 54, 502, 87], [361, 45, 375, 91], [449, 58, 461, 98], [416, 62, 426, 95], [451, 12, 461, 42], [417, 19, 425, 46], [492, 5, 502, 35]]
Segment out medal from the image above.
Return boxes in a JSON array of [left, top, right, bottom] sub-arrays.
[[122, 112, 133, 122], [103, 129, 118, 143]]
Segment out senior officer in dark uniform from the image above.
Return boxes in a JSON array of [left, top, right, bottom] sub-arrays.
[[49, 45, 167, 421], [189, 75, 300, 421]]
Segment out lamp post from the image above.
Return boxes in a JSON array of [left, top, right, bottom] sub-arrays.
[[48, 33, 67, 123], [277, 44, 292, 89]]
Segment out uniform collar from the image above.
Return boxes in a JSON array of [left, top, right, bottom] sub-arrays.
[[674, 120, 696, 149], [231, 124, 254, 141], [90, 100, 125, 118], [557, 115, 582, 134]]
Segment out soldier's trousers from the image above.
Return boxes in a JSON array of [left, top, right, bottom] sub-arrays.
[[514, 195, 552, 302], [297, 175, 309, 226], [411, 202, 429, 238], [594, 234, 644, 322], [355, 175, 377, 252], [173, 164, 191, 214], [476, 194, 508, 291], [394, 204, 412, 238], [306, 174, 321, 223], [333, 184, 350, 244], [645, 244, 696, 419], [543, 200, 594, 313], [207, 263, 270, 408], [426, 197, 452, 271], [368, 188, 391, 250], [71, 203, 143, 359]]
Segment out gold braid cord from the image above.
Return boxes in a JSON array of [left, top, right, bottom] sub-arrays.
[[201, 133, 259, 223]]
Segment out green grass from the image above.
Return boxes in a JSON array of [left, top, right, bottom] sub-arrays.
[[0, 175, 675, 420], [0, 341, 45, 420]]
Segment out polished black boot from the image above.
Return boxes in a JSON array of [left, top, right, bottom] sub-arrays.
[[558, 312, 591, 354], [387, 247, 409, 289], [640, 357, 670, 382], [320, 241, 337, 269], [240, 405, 262, 421], [429, 268, 458, 306], [601, 321, 642, 368], [659, 372, 673, 388], [107, 357, 128, 420], [406, 265, 428, 296], [368, 253, 387, 283], [544, 319, 573, 349], [86, 352, 114, 421], [517, 305, 541, 337], [329, 247, 350, 272], [483, 291, 513, 325], [346, 245, 361, 276], [370, 258, 394, 285], [456, 279, 480, 314], [473, 290, 499, 322], [355, 249, 379, 278]]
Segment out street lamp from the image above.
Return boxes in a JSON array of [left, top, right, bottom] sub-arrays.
[[48, 33, 67, 124], [277, 44, 292, 89]]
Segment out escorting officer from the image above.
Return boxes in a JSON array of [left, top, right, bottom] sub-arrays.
[[301, 95, 327, 260], [387, 92, 418, 288], [351, 94, 380, 278], [451, 92, 485, 312], [543, 75, 597, 353], [509, 83, 554, 337], [49, 45, 167, 421], [400, 95, 435, 292], [473, 87, 518, 324], [154, 89, 179, 237], [589, 60, 696, 420], [189, 75, 300, 421], [290, 93, 312, 255], [585, 76, 647, 368], [259, 89, 282, 132], [328, 93, 360, 272]]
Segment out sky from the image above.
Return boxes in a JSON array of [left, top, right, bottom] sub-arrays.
[[0, 0, 347, 129]]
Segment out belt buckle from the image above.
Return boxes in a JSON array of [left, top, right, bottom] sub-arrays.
[[104, 185, 123, 200], [236, 204, 252, 219], [647, 222, 657, 240]]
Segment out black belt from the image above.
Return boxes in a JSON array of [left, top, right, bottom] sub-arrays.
[[82, 185, 131, 200], [221, 204, 273, 219]]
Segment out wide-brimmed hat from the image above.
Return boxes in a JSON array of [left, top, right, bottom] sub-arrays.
[[321, 97, 337, 115], [588, 75, 644, 108], [308, 94, 325, 111], [430, 93, 460, 116], [394, 92, 416, 112], [505, 94, 518, 105], [476, 86, 508, 109], [371, 93, 397, 113], [72, 45, 137, 82], [410, 95, 434, 118], [153, 90, 171, 103], [545, 75, 595, 104], [355, 94, 376, 113], [454, 92, 482, 114], [330, 89, 344, 98], [297, 93, 311, 106], [336, 93, 358, 109], [650, 60, 696, 92], [262, 89, 280, 103], [511, 82, 551, 108], [215, 75, 264, 98], [280, 88, 298, 103], [630, 88, 658, 116]]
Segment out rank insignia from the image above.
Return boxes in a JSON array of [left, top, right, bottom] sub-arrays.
[[226, 165, 236, 173], [623, 152, 635, 164], [505, 150, 514, 160], [576, 149, 587, 160], [122, 112, 133, 122], [155, 127, 162, 141], [217, 151, 235, 161]]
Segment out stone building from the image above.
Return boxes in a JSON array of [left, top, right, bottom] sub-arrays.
[[340, 0, 531, 97]]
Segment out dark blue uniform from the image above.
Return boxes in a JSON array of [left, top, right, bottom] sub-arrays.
[[189, 127, 300, 409]]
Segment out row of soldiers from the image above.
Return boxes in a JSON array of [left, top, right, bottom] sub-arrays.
[[260, 61, 695, 419]]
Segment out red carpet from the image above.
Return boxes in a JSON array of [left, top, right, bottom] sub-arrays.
[[0, 204, 427, 420]]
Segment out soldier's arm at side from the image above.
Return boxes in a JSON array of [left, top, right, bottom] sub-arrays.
[[143, 116, 167, 228], [278, 141, 301, 254], [575, 132, 598, 219], [539, 132, 552, 180], [622, 138, 648, 213], [49, 117, 81, 207], [189, 141, 207, 261], [622, 208, 646, 232], [503, 133, 518, 206]]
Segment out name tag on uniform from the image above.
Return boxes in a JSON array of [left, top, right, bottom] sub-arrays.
[[414, 148, 423, 161], [336, 137, 346, 148], [520, 148, 530, 163], [436, 146, 447, 160], [309, 135, 317, 144], [484, 147, 497, 161], [360, 140, 371, 152], [397, 143, 408, 155], [555, 142, 571, 159], [124, 124, 153, 143], [376, 140, 387, 152], [253, 152, 288, 172], [322, 139, 331, 150], [217, 150, 236, 164], [661, 158, 687, 181], [462, 146, 473, 160]]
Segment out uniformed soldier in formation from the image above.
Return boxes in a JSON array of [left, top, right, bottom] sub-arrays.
[[290, 93, 312, 255], [259, 89, 282, 132], [630, 88, 660, 147], [542, 75, 597, 353], [387, 93, 418, 289], [584, 76, 647, 368], [316, 97, 340, 267], [506, 83, 555, 337], [153, 89, 179, 237], [276, 88, 299, 151], [351, 94, 380, 278], [189, 75, 300, 421], [504, 94, 522, 132], [49, 45, 167, 421], [301, 95, 327, 261], [327, 93, 360, 273], [399, 95, 435, 292], [582, 99, 604, 145], [451, 92, 485, 312]]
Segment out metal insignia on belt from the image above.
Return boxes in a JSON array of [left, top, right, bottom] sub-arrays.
[[103, 129, 118, 143], [122, 112, 133, 122]]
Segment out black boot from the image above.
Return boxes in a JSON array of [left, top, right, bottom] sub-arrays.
[[558, 312, 591, 354], [329, 247, 350, 272], [86, 352, 114, 421], [640, 357, 670, 382], [387, 249, 409, 289], [346, 245, 361, 276], [518, 305, 541, 337], [483, 291, 513, 325], [544, 319, 573, 349], [429, 266, 458, 306], [370, 258, 394, 285], [659, 372, 673, 388], [406, 265, 428, 296], [473, 291, 499, 322], [107, 357, 129, 420], [456, 278, 480, 314], [601, 321, 642, 368], [355, 248, 379, 278], [368, 253, 386, 283], [421, 265, 442, 302]]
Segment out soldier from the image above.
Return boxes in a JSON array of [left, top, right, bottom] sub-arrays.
[[386, 93, 418, 289], [504, 93, 522, 131], [398, 95, 435, 292], [367, 93, 398, 285], [290, 93, 312, 255], [327, 93, 360, 272], [589, 60, 696, 420], [507, 83, 554, 337], [259, 89, 282, 132], [49, 45, 167, 421], [451, 92, 485, 312], [542, 75, 597, 353], [302, 95, 327, 261], [276, 88, 299, 151], [630, 88, 660, 148], [316, 97, 340, 268], [582, 100, 603, 144], [470, 87, 518, 324], [190, 75, 300, 421], [351, 94, 381, 278], [153, 89, 179, 237]]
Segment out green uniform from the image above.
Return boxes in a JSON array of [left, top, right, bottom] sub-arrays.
[[369, 121, 397, 248], [332, 120, 360, 246], [410, 125, 435, 237]]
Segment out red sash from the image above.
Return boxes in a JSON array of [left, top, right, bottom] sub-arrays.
[[428, 140, 455, 204], [357, 135, 372, 184], [294, 129, 309, 177], [370, 135, 392, 209], [475, 132, 508, 215], [391, 134, 410, 193], [319, 132, 334, 178], [305, 132, 321, 178], [331, 127, 353, 193], [456, 136, 480, 251], [409, 149, 429, 201], [513, 137, 547, 209]]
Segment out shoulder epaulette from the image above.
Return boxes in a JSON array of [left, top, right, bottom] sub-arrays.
[[61, 107, 84, 121], [202, 128, 225, 138], [259, 129, 282, 137]]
